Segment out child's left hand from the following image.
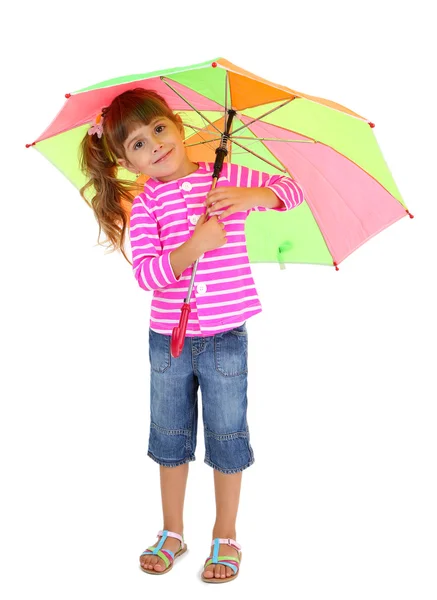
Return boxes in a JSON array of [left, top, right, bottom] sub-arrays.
[[205, 187, 278, 219]]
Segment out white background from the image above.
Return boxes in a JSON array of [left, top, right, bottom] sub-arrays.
[[2, 1, 436, 598]]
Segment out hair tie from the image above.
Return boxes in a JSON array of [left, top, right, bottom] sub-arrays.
[[88, 113, 104, 138]]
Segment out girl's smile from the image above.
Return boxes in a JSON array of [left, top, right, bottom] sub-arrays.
[[153, 148, 173, 164]]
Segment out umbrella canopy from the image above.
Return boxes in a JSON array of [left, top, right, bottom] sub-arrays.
[[27, 57, 411, 269]]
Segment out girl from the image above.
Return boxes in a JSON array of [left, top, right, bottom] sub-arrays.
[[80, 88, 304, 583]]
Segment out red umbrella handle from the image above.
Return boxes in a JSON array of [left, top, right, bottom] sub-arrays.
[[171, 303, 191, 358], [171, 169, 224, 359]]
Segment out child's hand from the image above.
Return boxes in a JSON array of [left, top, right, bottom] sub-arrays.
[[191, 214, 227, 253], [205, 187, 257, 219], [205, 186, 281, 218]]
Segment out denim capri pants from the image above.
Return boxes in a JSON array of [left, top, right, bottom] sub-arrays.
[[147, 322, 255, 474]]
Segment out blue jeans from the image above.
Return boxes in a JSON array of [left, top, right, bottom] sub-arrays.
[[148, 323, 254, 474]]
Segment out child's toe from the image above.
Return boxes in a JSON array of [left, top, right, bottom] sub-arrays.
[[203, 566, 213, 578], [141, 555, 157, 570]]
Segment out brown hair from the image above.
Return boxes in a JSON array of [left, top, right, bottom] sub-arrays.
[[79, 88, 181, 264]]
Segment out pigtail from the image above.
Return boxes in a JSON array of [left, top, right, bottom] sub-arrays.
[[79, 89, 180, 265], [79, 129, 139, 266]]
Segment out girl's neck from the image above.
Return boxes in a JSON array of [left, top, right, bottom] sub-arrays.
[[155, 160, 199, 183], [184, 161, 199, 177]]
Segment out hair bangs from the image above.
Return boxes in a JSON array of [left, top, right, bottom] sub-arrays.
[[106, 89, 174, 158]]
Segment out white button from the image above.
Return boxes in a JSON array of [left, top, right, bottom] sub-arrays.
[[189, 214, 199, 225], [197, 283, 207, 295], [181, 181, 192, 191]]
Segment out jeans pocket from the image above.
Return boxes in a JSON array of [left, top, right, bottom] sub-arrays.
[[230, 322, 247, 337], [214, 327, 248, 377], [149, 329, 171, 373]]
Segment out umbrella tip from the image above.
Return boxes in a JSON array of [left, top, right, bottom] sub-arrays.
[[369, 122, 375, 128], [333, 262, 339, 271], [212, 62, 218, 68], [25, 142, 36, 148], [406, 210, 414, 219], [65, 93, 71, 98]]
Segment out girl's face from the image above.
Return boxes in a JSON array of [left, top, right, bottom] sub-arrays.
[[119, 116, 196, 182]]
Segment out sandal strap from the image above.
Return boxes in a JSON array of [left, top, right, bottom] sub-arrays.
[[204, 556, 239, 575], [140, 548, 173, 568], [140, 529, 184, 563], [209, 538, 241, 568], [210, 537, 241, 551], [157, 529, 184, 544]]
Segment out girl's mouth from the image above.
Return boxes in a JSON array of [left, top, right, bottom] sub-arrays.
[[154, 149, 172, 164]]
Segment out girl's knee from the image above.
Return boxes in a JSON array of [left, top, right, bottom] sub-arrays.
[[204, 427, 254, 473], [148, 422, 195, 466]]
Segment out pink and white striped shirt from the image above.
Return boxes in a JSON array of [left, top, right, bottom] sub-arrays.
[[129, 161, 304, 336]]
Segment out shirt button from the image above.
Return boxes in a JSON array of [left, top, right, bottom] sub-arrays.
[[189, 215, 199, 225], [197, 283, 207, 295], [181, 181, 192, 191]]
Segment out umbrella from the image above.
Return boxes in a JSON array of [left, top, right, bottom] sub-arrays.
[[27, 57, 413, 355]]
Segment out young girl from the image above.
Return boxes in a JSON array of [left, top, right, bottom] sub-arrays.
[[80, 88, 304, 583]]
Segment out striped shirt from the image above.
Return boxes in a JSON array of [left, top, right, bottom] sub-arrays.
[[129, 161, 304, 336]]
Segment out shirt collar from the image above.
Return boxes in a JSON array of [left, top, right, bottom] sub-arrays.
[[144, 161, 223, 192]]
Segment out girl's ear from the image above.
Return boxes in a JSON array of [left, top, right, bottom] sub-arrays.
[[117, 158, 135, 173], [174, 114, 184, 138]]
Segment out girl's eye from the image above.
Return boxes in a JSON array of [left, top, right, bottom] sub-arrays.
[[155, 125, 165, 133], [134, 141, 144, 150]]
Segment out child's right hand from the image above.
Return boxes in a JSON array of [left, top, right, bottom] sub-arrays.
[[191, 214, 227, 254]]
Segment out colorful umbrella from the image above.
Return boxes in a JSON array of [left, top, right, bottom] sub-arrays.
[[27, 56, 412, 273]]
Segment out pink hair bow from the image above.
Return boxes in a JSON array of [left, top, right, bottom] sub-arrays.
[[88, 113, 104, 138]]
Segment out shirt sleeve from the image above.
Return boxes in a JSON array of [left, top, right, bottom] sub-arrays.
[[129, 194, 179, 292], [228, 163, 305, 212]]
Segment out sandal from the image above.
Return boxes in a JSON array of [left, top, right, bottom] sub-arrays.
[[140, 530, 187, 575], [201, 537, 242, 583]]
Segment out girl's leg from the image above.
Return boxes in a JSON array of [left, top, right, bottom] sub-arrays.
[[197, 325, 253, 580], [142, 330, 198, 572], [202, 469, 243, 580], [140, 463, 189, 572]]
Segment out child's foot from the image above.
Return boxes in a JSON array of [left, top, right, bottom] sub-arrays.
[[202, 539, 240, 580], [139, 533, 183, 573]]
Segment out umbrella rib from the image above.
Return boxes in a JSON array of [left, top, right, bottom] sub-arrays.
[[162, 78, 303, 171], [231, 136, 315, 143], [224, 69, 229, 119], [238, 122, 301, 183], [183, 123, 222, 150], [229, 138, 288, 173], [185, 138, 222, 148], [224, 70, 231, 161], [183, 127, 314, 144], [231, 98, 295, 135], [161, 77, 223, 135], [183, 125, 221, 136]]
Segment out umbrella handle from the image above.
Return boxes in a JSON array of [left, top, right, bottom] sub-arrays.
[[171, 129, 231, 359], [171, 303, 191, 358]]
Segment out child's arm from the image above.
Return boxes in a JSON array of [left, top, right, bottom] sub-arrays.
[[169, 214, 227, 278], [130, 196, 227, 289], [206, 164, 305, 220], [130, 194, 181, 292]]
